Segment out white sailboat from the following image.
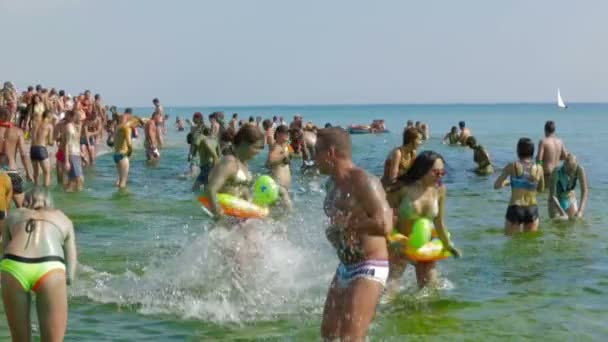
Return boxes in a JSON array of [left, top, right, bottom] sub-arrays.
[[557, 88, 567, 109]]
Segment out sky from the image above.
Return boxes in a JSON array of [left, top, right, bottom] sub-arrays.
[[1, 0, 607, 106]]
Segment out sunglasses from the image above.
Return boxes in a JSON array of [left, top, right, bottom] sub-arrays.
[[432, 169, 446, 177]]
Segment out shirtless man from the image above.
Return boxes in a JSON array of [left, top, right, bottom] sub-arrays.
[[80, 111, 102, 166], [54, 117, 68, 186], [209, 113, 220, 138], [458, 121, 472, 145], [30, 109, 54, 187], [229, 113, 239, 132], [1, 188, 77, 342], [316, 127, 392, 340], [191, 127, 220, 192], [113, 110, 143, 188], [144, 112, 161, 162], [63, 111, 84, 192], [262, 119, 274, 149], [0, 106, 33, 207], [267, 125, 293, 209], [93, 94, 106, 134], [536, 121, 568, 215], [152, 98, 164, 148]]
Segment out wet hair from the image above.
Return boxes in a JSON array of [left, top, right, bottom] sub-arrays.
[[459, 121, 466, 129], [517, 137, 535, 158], [125, 108, 133, 114], [221, 128, 235, 143], [262, 119, 272, 130], [272, 116, 277, 121], [274, 125, 289, 139], [94, 94, 100, 100], [544, 120, 555, 134], [59, 90, 65, 97], [403, 127, 420, 146], [451, 126, 458, 133], [232, 113, 238, 119], [406, 120, 413, 126], [465, 136, 477, 148], [152, 98, 159, 103], [324, 123, 332, 128], [398, 150, 445, 185], [249, 116, 255, 123], [28, 86, 34, 92], [317, 127, 352, 158], [24, 187, 53, 209], [234, 124, 264, 146]]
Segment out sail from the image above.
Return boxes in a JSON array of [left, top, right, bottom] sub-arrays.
[[557, 88, 567, 108]]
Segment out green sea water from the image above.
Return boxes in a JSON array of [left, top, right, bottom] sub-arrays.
[[1, 103, 607, 341]]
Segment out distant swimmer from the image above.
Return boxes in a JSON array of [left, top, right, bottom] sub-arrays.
[[465, 136, 494, 175], [381, 127, 421, 187], [30, 109, 54, 187], [152, 98, 164, 148], [458, 121, 472, 145], [316, 127, 392, 340], [191, 127, 220, 192], [144, 111, 162, 162], [442, 126, 460, 145], [266, 125, 292, 209], [113, 109, 144, 188], [419, 122, 430, 140], [262, 119, 274, 149], [549, 154, 588, 220], [63, 110, 84, 192], [386, 151, 460, 291], [175, 116, 185, 132], [0, 106, 33, 207], [205, 125, 264, 219], [494, 138, 544, 234], [536, 121, 567, 215], [1, 188, 77, 342]]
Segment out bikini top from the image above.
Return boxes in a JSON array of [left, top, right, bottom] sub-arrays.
[[510, 161, 538, 191], [556, 165, 579, 195], [399, 196, 439, 221]]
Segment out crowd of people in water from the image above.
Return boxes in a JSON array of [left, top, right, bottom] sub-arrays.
[[0, 80, 590, 340]]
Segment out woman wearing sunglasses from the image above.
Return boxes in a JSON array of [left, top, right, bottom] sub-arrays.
[[494, 138, 545, 234], [386, 151, 461, 291]]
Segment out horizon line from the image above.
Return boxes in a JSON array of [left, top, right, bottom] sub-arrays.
[[119, 101, 607, 109]]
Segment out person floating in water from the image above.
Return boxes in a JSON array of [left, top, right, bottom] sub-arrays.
[[549, 153, 588, 220], [1, 188, 77, 342], [315, 127, 393, 340], [494, 138, 544, 234], [465, 136, 494, 175]]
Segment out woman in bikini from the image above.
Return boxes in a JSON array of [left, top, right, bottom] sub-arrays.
[[1, 188, 77, 342], [494, 138, 545, 234], [549, 153, 588, 219], [386, 151, 461, 291], [205, 124, 265, 219], [382, 127, 421, 187]]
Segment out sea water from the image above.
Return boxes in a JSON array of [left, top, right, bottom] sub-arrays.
[[1, 103, 607, 340]]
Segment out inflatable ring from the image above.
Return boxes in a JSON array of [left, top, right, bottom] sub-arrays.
[[387, 233, 451, 262], [198, 193, 269, 219]]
